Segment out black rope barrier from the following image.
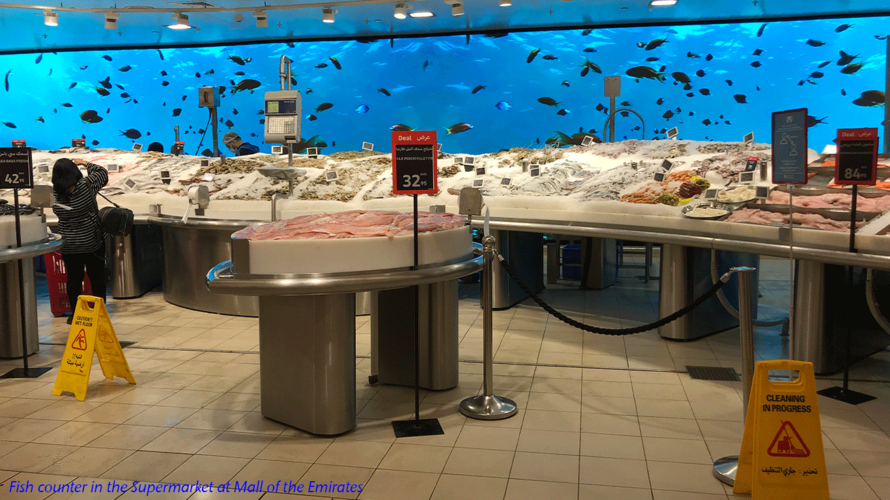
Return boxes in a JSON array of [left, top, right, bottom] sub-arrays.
[[496, 252, 727, 336]]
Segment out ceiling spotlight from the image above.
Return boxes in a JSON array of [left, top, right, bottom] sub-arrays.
[[409, 11, 435, 17], [649, 0, 678, 5], [394, 3, 409, 19], [322, 7, 337, 23], [43, 10, 58, 26], [451, 3, 464, 16], [253, 11, 268, 28], [166, 12, 191, 30], [104, 12, 119, 30], [499, 0, 512, 6]]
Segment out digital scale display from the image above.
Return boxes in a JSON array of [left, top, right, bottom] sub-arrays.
[[266, 100, 297, 115]]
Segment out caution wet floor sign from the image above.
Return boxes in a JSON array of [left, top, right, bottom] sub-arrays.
[[734, 360, 829, 499], [52, 296, 135, 401]]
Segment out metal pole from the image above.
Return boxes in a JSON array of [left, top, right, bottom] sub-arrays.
[[884, 37, 889, 155], [713, 267, 756, 486], [413, 194, 420, 421], [609, 96, 616, 143], [459, 234, 517, 420], [211, 107, 219, 157], [13, 189, 29, 374]]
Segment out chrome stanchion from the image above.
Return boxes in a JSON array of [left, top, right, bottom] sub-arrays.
[[460, 235, 518, 420], [713, 266, 756, 486]]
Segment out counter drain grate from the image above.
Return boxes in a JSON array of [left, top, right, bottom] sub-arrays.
[[686, 366, 740, 381]]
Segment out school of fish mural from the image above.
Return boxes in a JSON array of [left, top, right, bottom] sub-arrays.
[[0, 15, 886, 155]]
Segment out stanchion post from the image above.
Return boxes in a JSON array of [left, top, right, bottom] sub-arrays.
[[460, 235, 518, 420], [713, 266, 756, 486]]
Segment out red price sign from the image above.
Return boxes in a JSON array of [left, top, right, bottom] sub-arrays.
[[835, 128, 878, 186], [392, 131, 438, 195]]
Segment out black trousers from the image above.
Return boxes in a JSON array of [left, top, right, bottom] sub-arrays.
[[62, 244, 107, 312]]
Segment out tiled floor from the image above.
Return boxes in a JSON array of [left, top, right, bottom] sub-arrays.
[[0, 255, 887, 499]]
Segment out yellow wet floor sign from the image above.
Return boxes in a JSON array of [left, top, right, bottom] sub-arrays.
[[52, 296, 135, 401], [734, 360, 829, 499]]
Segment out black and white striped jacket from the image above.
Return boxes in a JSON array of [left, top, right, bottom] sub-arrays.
[[53, 163, 108, 254]]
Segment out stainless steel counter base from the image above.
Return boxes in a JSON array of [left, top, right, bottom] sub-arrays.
[[658, 245, 759, 340], [259, 294, 356, 436], [793, 260, 890, 375], [373, 281, 459, 391], [0, 258, 39, 358], [156, 220, 258, 316], [492, 230, 544, 310]]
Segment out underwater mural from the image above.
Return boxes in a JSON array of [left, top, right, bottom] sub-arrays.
[[0, 15, 886, 154]]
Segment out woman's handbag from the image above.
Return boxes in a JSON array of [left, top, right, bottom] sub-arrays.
[[96, 192, 134, 237]]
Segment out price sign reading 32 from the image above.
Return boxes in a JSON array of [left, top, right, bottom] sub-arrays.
[[392, 131, 438, 195]]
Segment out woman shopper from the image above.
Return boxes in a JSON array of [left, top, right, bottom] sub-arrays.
[[52, 158, 108, 324]]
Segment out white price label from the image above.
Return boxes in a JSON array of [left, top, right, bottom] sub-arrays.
[[475, 167, 486, 176], [473, 179, 484, 187], [203, 173, 214, 182], [501, 178, 512, 186], [362, 142, 374, 151]]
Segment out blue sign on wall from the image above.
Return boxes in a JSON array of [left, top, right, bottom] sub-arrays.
[[771, 108, 809, 184]]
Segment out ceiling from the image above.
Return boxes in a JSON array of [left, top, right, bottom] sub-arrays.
[[0, 0, 888, 53]]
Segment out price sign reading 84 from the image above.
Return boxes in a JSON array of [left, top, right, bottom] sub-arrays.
[[0, 147, 34, 189], [835, 128, 878, 186], [392, 131, 438, 195]]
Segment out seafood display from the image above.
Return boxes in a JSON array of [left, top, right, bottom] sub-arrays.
[[767, 191, 890, 212], [717, 186, 757, 203], [726, 208, 866, 232], [234, 210, 466, 240]]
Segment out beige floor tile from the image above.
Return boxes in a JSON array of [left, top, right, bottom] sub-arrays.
[[24, 400, 103, 421], [44, 446, 132, 477], [123, 405, 198, 427], [646, 462, 725, 495], [580, 433, 644, 460], [139, 373, 204, 390], [643, 436, 713, 464], [583, 369, 631, 383], [629, 372, 681, 385], [580, 413, 640, 436], [696, 419, 744, 442], [163, 454, 249, 485], [864, 476, 890, 500], [378, 443, 451, 473], [204, 392, 262, 412], [841, 450, 890, 478], [827, 473, 881, 500], [101, 450, 189, 483], [579, 456, 646, 488], [295, 464, 373, 499], [0, 443, 78, 473], [175, 409, 250, 431], [227, 412, 288, 435], [315, 439, 391, 469], [454, 425, 519, 451], [197, 431, 276, 459], [156, 390, 222, 408], [632, 383, 688, 401], [511, 451, 579, 483], [442, 448, 513, 478], [431, 474, 508, 500], [531, 378, 582, 395], [359, 469, 439, 500], [0, 399, 56, 418], [580, 484, 653, 500], [651, 491, 725, 500], [638, 416, 702, 440], [635, 399, 695, 419], [0, 418, 65, 442], [517, 429, 580, 455], [85, 424, 168, 450], [73, 403, 150, 424], [522, 409, 581, 432], [824, 428, 890, 453], [581, 395, 636, 415], [188, 489, 264, 500], [582, 380, 634, 398], [256, 434, 334, 463], [142, 427, 221, 454], [527, 392, 582, 412], [504, 479, 578, 500], [33, 421, 117, 446], [0, 440, 23, 459]]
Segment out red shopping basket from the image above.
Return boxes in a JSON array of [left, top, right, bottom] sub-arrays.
[[44, 251, 92, 317]]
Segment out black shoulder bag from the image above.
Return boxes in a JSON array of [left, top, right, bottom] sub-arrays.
[[96, 192, 134, 237]]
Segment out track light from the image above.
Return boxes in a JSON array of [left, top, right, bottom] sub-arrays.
[[166, 12, 190, 30], [649, 0, 678, 5], [43, 10, 58, 26], [104, 12, 119, 30], [253, 11, 268, 27], [452, 3, 464, 16], [409, 11, 435, 17], [394, 3, 409, 19], [499, 0, 512, 6], [322, 7, 337, 23]]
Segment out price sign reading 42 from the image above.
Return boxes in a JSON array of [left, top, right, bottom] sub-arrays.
[[0, 147, 34, 189], [835, 128, 878, 186], [392, 131, 438, 195]]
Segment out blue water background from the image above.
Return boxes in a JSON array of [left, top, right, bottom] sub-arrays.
[[0, 16, 886, 154]]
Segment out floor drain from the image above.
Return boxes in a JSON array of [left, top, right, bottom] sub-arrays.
[[686, 366, 740, 381]]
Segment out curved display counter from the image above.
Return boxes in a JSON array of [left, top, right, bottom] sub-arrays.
[[149, 217, 258, 317]]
